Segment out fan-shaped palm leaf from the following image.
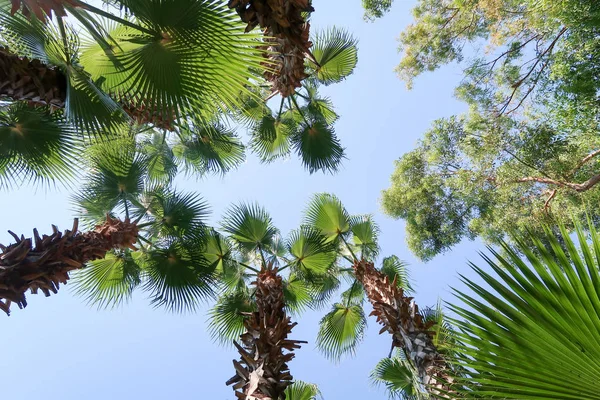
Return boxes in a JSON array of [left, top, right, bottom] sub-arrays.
[[0, 102, 78, 188], [208, 288, 255, 345], [79, 0, 266, 125], [450, 220, 600, 399], [309, 27, 358, 85], [380, 255, 413, 294], [304, 193, 350, 242], [286, 226, 337, 275], [350, 214, 381, 259], [371, 352, 427, 400], [142, 238, 214, 313], [221, 203, 278, 253], [140, 130, 177, 184], [302, 83, 339, 125], [283, 273, 313, 315], [316, 303, 367, 361], [249, 114, 293, 162], [291, 121, 344, 174], [284, 381, 323, 400], [71, 249, 142, 309], [341, 279, 365, 306], [174, 120, 245, 176]]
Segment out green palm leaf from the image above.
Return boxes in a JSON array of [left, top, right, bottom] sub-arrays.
[[142, 238, 215, 313], [350, 214, 381, 259], [71, 189, 120, 230], [291, 121, 344, 174], [207, 289, 255, 345], [286, 226, 337, 275], [79, 0, 266, 124], [0, 103, 79, 188], [284, 381, 323, 400], [304, 193, 350, 242], [71, 249, 143, 309], [380, 256, 413, 294], [283, 273, 314, 315], [309, 27, 358, 85], [302, 83, 339, 125], [174, 120, 245, 176], [249, 114, 293, 162], [450, 220, 600, 399], [370, 351, 426, 400], [140, 130, 177, 184], [316, 303, 367, 361], [221, 203, 278, 254], [341, 280, 365, 306]]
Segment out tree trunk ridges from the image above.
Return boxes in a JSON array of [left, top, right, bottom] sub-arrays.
[[0, 216, 138, 315], [117, 94, 178, 132], [353, 260, 455, 398], [226, 265, 306, 400], [0, 47, 67, 110], [228, 0, 314, 97]]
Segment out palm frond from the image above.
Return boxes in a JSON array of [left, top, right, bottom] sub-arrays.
[[291, 121, 344, 174], [249, 114, 293, 163], [207, 288, 255, 346], [286, 226, 337, 275], [370, 353, 427, 400], [174, 120, 245, 176], [283, 273, 313, 316], [341, 279, 365, 306], [142, 238, 215, 313], [309, 27, 358, 85], [0, 103, 79, 188], [71, 249, 142, 309], [350, 214, 381, 260], [316, 303, 367, 361], [303, 193, 350, 242], [221, 202, 278, 254], [380, 256, 413, 294], [284, 381, 323, 400], [449, 220, 600, 399], [140, 130, 177, 184]]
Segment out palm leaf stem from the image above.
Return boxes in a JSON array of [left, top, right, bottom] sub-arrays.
[[290, 95, 310, 126], [341, 235, 358, 262], [73, 1, 154, 35]]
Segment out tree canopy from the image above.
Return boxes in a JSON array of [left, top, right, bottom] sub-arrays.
[[379, 0, 600, 260]]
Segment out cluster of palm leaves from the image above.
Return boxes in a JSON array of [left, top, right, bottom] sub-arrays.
[[0, 0, 357, 191]]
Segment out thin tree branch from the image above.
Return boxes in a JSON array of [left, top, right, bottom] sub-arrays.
[[570, 149, 600, 176]]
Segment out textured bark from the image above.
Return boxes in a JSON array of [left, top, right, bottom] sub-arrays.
[[228, 0, 314, 97], [226, 265, 306, 400], [354, 260, 454, 398], [0, 47, 176, 130], [0, 216, 138, 315]]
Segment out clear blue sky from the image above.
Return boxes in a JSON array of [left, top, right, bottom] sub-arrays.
[[1, 1, 488, 398]]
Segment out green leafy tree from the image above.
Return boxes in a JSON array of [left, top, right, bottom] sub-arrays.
[[450, 220, 600, 399], [378, 0, 600, 260]]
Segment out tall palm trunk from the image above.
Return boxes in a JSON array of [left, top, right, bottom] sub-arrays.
[[0, 216, 138, 315], [228, 0, 314, 97], [226, 265, 306, 400], [353, 260, 454, 398]]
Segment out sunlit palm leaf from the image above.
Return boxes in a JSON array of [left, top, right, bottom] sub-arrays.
[[284, 381, 323, 400], [309, 27, 358, 85], [71, 189, 119, 230], [208, 288, 255, 345], [450, 220, 600, 399], [221, 202, 278, 253], [283, 273, 313, 315], [291, 121, 344, 173], [286, 226, 337, 275], [142, 239, 215, 313], [174, 120, 245, 176], [302, 83, 338, 125], [0, 103, 79, 188], [140, 130, 177, 184], [316, 303, 367, 361], [140, 188, 209, 242], [370, 351, 426, 400], [304, 193, 350, 242], [71, 249, 142, 309], [350, 214, 381, 259], [380, 255, 413, 294], [79, 0, 266, 124], [341, 280, 365, 306], [249, 114, 293, 162]]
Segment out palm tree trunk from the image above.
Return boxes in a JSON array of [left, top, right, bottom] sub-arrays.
[[353, 260, 455, 398], [228, 0, 314, 97], [226, 266, 306, 400], [0, 216, 138, 315]]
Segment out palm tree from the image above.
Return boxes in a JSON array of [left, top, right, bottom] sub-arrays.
[[449, 220, 600, 399], [284, 381, 323, 400], [300, 193, 456, 397], [206, 203, 339, 399]]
